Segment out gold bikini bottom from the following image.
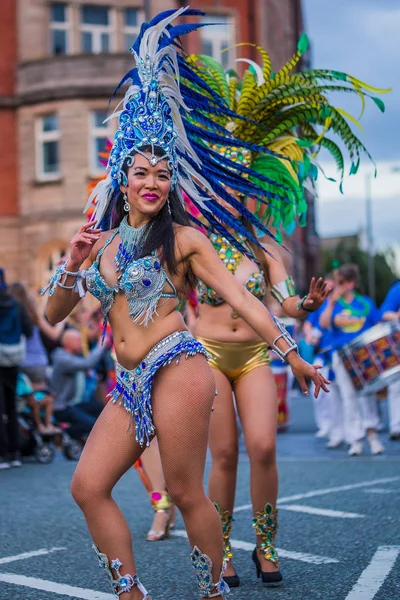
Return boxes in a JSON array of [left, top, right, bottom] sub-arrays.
[[197, 336, 271, 385]]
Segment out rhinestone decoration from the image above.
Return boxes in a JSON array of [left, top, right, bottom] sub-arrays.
[[214, 503, 234, 563], [190, 546, 230, 598], [252, 502, 279, 568], [108, 54, 178, 187], [92, 545, 148, 598], [198, 233, 267, 313], [107, 332, 208, 447]]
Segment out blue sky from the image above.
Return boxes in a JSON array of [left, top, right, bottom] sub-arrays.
[[302, 0, 400, 269]]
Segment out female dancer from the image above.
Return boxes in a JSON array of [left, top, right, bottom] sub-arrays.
[[194, 207, 329, 587], [41, 9, 328, 599], [186, 39, 388, 588]]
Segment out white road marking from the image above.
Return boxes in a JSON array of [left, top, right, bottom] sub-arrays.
[[0, 573, 113, 599], [279, 504, 364, 519], [171, 529, 339, 565], [234, 476, 400, 512], [363, 488, 399, 494], [344, 546, 400, 600], [0, 547, 66, 565]]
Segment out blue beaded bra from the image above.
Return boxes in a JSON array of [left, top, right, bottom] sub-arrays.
[[85, 229, 177, 333]]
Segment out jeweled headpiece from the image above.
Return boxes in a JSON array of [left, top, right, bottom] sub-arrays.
[[85, 8, 299, 257]]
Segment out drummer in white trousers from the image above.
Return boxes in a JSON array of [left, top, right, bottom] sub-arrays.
[[380, 280, 400, 440], [319, 264, 384, 456], [306, 275, 345, 446]]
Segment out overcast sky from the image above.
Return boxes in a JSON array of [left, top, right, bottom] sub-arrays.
[[302, 0, 400, 269]]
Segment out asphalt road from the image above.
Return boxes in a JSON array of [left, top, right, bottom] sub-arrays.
[[1, 395, 399, 600]]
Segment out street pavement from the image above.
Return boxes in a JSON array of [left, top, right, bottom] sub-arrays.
[[1, 394, 399, 600]]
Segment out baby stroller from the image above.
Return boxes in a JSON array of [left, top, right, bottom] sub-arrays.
[[16, 372, 82, 462]]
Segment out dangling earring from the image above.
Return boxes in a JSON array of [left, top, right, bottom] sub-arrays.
[[123, 192, 130, 212], [167, 196, 172, 216]]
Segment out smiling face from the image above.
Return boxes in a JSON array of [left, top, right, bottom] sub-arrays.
[[120, 152, 172, 221]]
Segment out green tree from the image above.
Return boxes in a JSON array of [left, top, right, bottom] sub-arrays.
[[321, 242, 398, 306]]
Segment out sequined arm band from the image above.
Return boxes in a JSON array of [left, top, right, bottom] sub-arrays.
[[270, 277, 297, 305], [41, 261, 86, 298], [271, 316, 298, 362]]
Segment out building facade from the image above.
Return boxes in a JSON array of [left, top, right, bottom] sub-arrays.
[[0, 0, 318, 292]]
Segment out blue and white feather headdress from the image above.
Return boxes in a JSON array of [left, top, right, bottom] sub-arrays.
[[85, 7, 288, 254]]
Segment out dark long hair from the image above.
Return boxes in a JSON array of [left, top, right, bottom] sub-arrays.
[[111, 146, 196, 289]]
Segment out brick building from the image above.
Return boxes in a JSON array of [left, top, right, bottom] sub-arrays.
[[0, 0, 318, 292]]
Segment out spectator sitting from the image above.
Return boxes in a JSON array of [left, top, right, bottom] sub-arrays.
[[16, 371, 59, 435], [9, 282, 59, 434], [50, 328, 107, 439]]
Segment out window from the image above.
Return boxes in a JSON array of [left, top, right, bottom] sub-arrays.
[[81, 5, 113, 53], [123, 8, 143, 52], [36, 114, 61, 181], [50, 3, 70, 55], [90, 110, 113, 175], [200, 15, 235, 69]]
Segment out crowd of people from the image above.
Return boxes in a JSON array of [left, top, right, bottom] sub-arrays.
[[0, 267, 114, 469], [303, 265, 400, 455]]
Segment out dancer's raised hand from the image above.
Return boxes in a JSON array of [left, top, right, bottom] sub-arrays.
[[70, 222, 102, 267], [302, 277, 333, 312]]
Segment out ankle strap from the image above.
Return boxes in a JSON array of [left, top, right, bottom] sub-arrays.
[[190, 546, 230, 598], [151, 490, 172, 512], [92, 545, 149, 598]]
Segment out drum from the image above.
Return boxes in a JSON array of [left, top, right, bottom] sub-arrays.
[[271, 363, 290, 430], [338, 322, 400, 394]]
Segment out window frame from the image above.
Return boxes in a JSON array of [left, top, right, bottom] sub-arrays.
[[35, 114, 61, 182], [49, 2, 72, 56], [122, 7, 144, 52], [199, 14, 236, 69], [80, 4, 115, 54], [89, 110, 113, 176]]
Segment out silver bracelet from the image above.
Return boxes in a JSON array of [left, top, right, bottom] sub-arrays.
[[271, 316, 298, 362], [41, 262, 86, 298]]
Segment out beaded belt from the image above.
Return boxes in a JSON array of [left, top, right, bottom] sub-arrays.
[[108, 331, 208, 447]]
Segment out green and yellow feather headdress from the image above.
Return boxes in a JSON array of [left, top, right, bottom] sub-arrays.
[[186, 34, 390, 242]]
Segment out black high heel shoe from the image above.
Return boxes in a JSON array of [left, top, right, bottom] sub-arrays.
[[223, 571, 240, 588], [252, 547, 283, 585]]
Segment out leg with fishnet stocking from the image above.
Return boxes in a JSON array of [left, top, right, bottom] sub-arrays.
[[152, 354, 225, 597], [71, 400, 147, 599], [207, 368, 238, 579]]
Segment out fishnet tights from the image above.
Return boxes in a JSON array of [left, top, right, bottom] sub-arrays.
[[71, 353, 224, 599]]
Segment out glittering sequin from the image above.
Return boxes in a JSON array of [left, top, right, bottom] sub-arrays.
[[214, 503, 234, 563], [190, 546, 230, 598], [198, 233, 267, 312], [108, 331, 208, 447], [85, 227, 177, 334], [92, 545, 150, 598], [252, 502, 279, 568]]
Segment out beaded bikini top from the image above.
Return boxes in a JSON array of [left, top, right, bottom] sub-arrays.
[[85, 229, 177, 330], [198, 233, 267, 307]]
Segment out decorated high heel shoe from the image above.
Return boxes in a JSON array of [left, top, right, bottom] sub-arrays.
[[147, 490, 172, 541], [191, 546, 230, 598], [93, 544, 151, 598], [252, 502, 283, 585], [214, 503, 240, 588]]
